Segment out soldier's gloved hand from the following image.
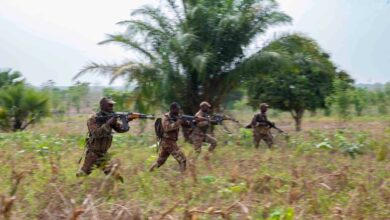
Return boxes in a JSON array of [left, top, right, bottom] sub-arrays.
[[107, 117, 117, 127]]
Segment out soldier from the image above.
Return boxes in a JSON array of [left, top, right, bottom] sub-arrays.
[[149, 102, 187, 172], [250, 103, 274, 148], [190, 101, 217, 155], [76, 97, 129, 181]]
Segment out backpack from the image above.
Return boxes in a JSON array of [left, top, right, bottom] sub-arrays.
[[154, 118, 164, 139]]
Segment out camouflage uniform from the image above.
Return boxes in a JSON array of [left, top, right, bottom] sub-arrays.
[[79, 111, 129, 176], [190, 110, 217, 154], [251, 112, 273, 148], [152, 113, 187, 171]]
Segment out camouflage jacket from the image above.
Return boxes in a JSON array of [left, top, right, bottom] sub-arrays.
[[162, 112, 181, 141], [193, 110, 210, 135], [86, 111, 128, 154], [251, 112, 271, 134]]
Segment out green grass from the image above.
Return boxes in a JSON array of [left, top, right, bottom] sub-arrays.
[[0, 116, 389, 219]]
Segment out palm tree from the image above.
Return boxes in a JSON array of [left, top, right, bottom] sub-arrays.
[[75, 0, 291, 113], [0, 84, 49, 131], [0, 69, 24, 88]]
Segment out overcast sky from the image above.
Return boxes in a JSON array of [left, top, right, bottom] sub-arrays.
[[0, 0, 389, 86]]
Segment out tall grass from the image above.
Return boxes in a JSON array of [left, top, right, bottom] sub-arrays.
[[0, 117, 389, 219]]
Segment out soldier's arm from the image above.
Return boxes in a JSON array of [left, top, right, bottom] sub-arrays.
[[195, 112, 209, 127], [87, 116, 112, 137], [163, 117, 181, 132], [251, 115, 258, 127], [112, 121, 129, 133]]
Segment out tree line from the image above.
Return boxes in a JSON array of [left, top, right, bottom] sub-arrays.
[[1, 0, 389, 132], [1, 67, 389, 132]]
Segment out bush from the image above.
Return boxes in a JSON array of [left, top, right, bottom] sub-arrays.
[[0, 84, 49, 131]]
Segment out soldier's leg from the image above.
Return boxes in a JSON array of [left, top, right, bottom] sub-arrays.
[[191, 135, 204, 155], [171, 143, 187, 172], [101, 154, 118, 174], [182, 127, 193, 143], [262, 134, 274, 148], [102, 157, 124, 182], [253, 132, 261, 148], [205, 134, 217, 152], [77, 150, 99, 176], [149, 143, 170, 171]]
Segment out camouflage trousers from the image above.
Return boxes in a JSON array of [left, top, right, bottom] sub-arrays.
[[153, 139, 187, 171], [79, 150, 121, 176], [253, 131, 273, 148], [191, 133, 217, 154]]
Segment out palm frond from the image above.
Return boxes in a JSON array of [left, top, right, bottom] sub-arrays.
[[99, 34, 156, 60], [191, 52, 212, 80], [73, 62, 117, 80], [166, 0, 184, 23], [131, 5, 175, 33], [109, 62, 154, 83]]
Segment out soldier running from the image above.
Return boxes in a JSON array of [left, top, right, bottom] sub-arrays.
[[76, 97, 129, 182], [149, 102, 187, 172]]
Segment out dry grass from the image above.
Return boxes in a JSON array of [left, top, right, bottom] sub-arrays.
[[0, 115, 389, 219]]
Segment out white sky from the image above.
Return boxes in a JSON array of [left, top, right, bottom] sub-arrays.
[[0, 0, 389, 86]]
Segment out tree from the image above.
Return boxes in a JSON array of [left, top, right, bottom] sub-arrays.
[[384, 82, 390, 98], [376, 90, 388, 115], [352, 87, 369, 116], [246, 34, 352, 131], [326, 78, 354, 121], [74, 0, 291, 114], [103, 88, 133, 112], [66, 82, 90, 113], [41, 80, 67, 117], [0, 84, 49, 131]]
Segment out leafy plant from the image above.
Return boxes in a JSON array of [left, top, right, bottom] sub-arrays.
[[0, 68, 24, 88], [268, 207, 294, 220], [0, 84, 49, 131]]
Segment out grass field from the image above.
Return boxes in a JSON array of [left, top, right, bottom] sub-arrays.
[[0, 113, 389, 219]]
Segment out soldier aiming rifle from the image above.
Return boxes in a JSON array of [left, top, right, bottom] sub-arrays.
[[246, 103, 286, 148], [76, 97, 154, 182]]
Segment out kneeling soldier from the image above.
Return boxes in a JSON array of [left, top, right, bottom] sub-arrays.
[[76, 97, 129, 182], [150, 102, 187, 172]]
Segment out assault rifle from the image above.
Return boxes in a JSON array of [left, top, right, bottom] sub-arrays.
[[245, 121, 285, 134], [267, 122, 285, 134], [210, 114, 239, 125], [96, 112, 155, 131], [169, 114, 239, 129], [168, 115, 198, 128]]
